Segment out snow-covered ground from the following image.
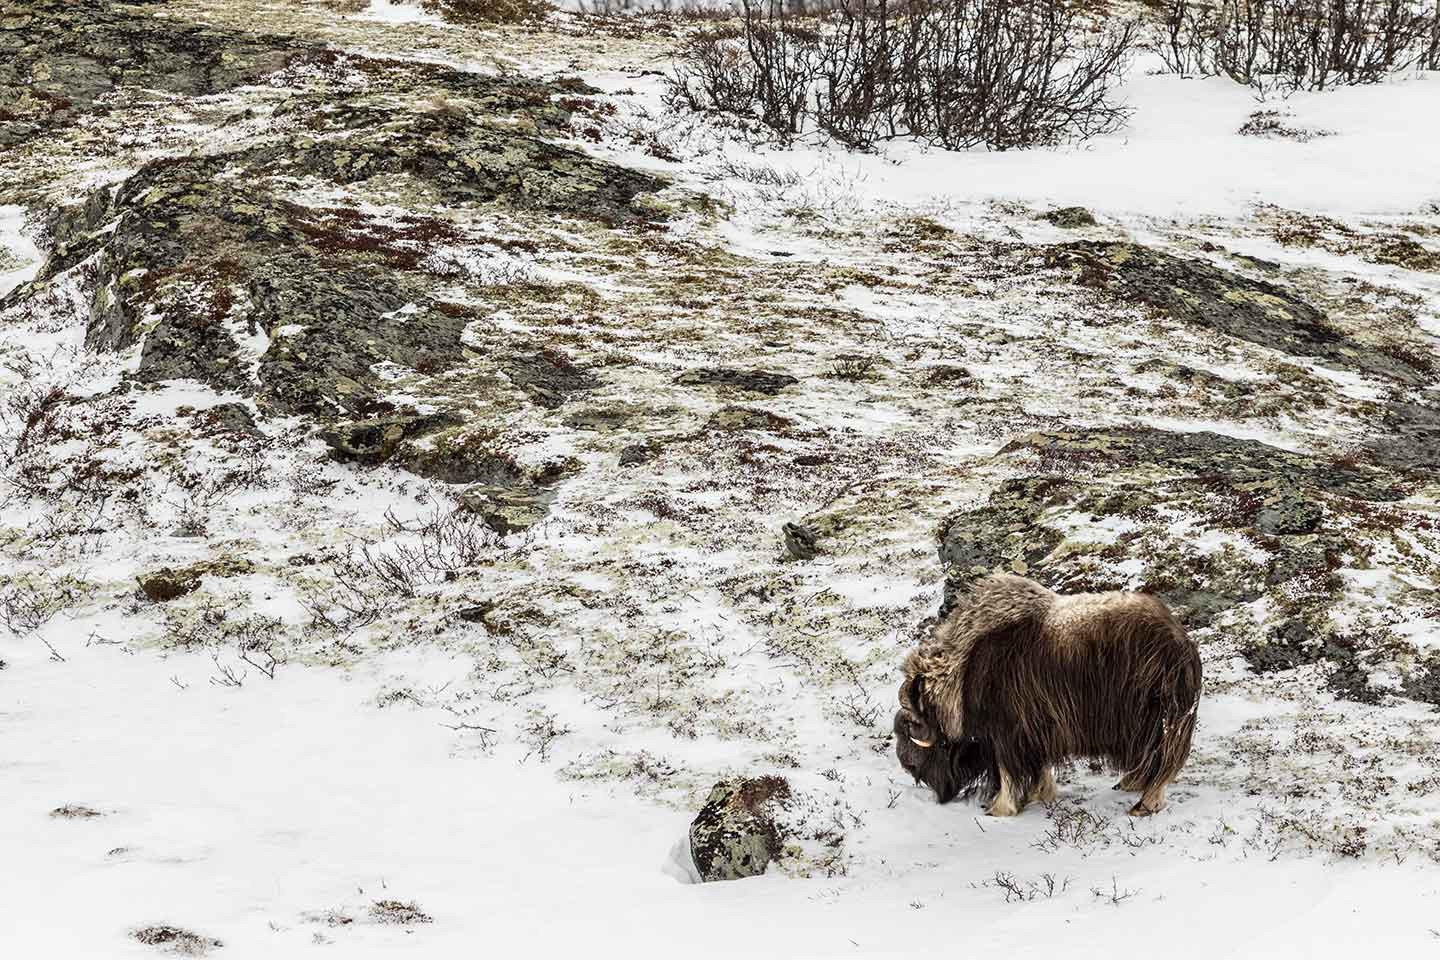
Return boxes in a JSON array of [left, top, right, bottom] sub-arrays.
[[3, 2, 1440, 956], [585, 60, 1440, 220], [7, 642, 1439, 957]]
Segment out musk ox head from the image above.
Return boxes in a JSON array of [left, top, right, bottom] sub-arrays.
[[894, 675, 996, 804]]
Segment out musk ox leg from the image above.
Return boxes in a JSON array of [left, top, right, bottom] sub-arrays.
[[988, 768, 1023, 817], [1128, 783, 1167, 817], [1028, 766, 1057, 805]]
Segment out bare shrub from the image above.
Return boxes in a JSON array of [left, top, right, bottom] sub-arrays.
[[1238, 108, 1333, 139], [828, 353, 877, 379], [382, 505, 500, 572], [1090, 875, 1139, 904], [0, 576, 84, 636], [1249, 804, 1371, 859], [233, 614, 288, 679], [903, 0, 1137, 150], [5, 384, 69, 458], [669, 26, 760, 117], [668, 0, 1136, 150], [1153, 0, 1440, 93], [976, 869, 1071, 902], [521, 708, 573, 762], [1428, 5, 1440, 66]]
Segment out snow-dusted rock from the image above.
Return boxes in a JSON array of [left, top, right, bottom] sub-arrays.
[[688, 776, 791, 882]]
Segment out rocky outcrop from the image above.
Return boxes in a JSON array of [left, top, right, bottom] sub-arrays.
[[938, 426, 1406, 627], [459, 485, 556, 535], [0, 0, 306, 150], [1, 0, 669, 464], [1051, 241, 1432, 386], [782, 522, 818, 560], [676, 367, 800, 396]]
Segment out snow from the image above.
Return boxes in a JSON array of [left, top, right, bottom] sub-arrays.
[[0, 205, 41, 299], [357, 0, 451, 27], [590, 62, 1440, 223], [6, 641, 1439, 958]]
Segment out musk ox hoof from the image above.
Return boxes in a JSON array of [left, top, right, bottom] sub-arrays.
[[1127, 800, 1163, 817], [689, 776, 791, 882]]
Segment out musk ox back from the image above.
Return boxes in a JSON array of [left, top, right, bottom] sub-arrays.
[[897, 574, 1201, 816]]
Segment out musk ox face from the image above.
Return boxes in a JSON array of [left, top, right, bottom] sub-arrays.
[[893, 711, 997, 804], [894, 673, 998, 805]]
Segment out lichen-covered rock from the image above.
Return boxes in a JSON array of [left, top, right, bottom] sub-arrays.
[[689, 776, 791, 882], [137, 557, 255, 603], [938, 426, 1407, 627], [1001, 427, 1400, 501], [1041, 206, 1097, 229], [195, 403, 260, 439], [562, 403, 651, 432], [320, 413, 462, 466], [1050, 241, 1431, 385], [1254, 487, 1324, 535], [676, 367, 800, 396], [0, 0, 307, 151], [459, 485, 555, 535], [1370, 400, 1440, 474], [501, 349, 598, 410], [702, 406, 798, 434], [0, 1, 596, 157], [782, 522, 818, 560], [0, 12, 666, 439]]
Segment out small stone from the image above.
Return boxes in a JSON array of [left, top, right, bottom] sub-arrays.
[[782, 522, 818, 560], [459, 485, 554, 535], [137, 567, 202, 603], [1255, 490, 1324, 535], [196, 402, 259, 437], [703, 406, 797, 434], [320, 413, 461, 466], [1041, 206, 1097, 229], [456, 601, 496, 624], [137, 557, 255, 603], [619, 442, 658, 466]]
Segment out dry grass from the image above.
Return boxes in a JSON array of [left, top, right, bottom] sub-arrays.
[[369, 899, 434, 925], [132, 925, 223, 955]]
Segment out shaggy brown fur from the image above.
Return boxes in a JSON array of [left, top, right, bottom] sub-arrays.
[[897, 574, 1201, 816]]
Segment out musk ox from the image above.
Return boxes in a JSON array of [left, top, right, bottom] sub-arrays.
[[895, 574, 1201, 817]]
